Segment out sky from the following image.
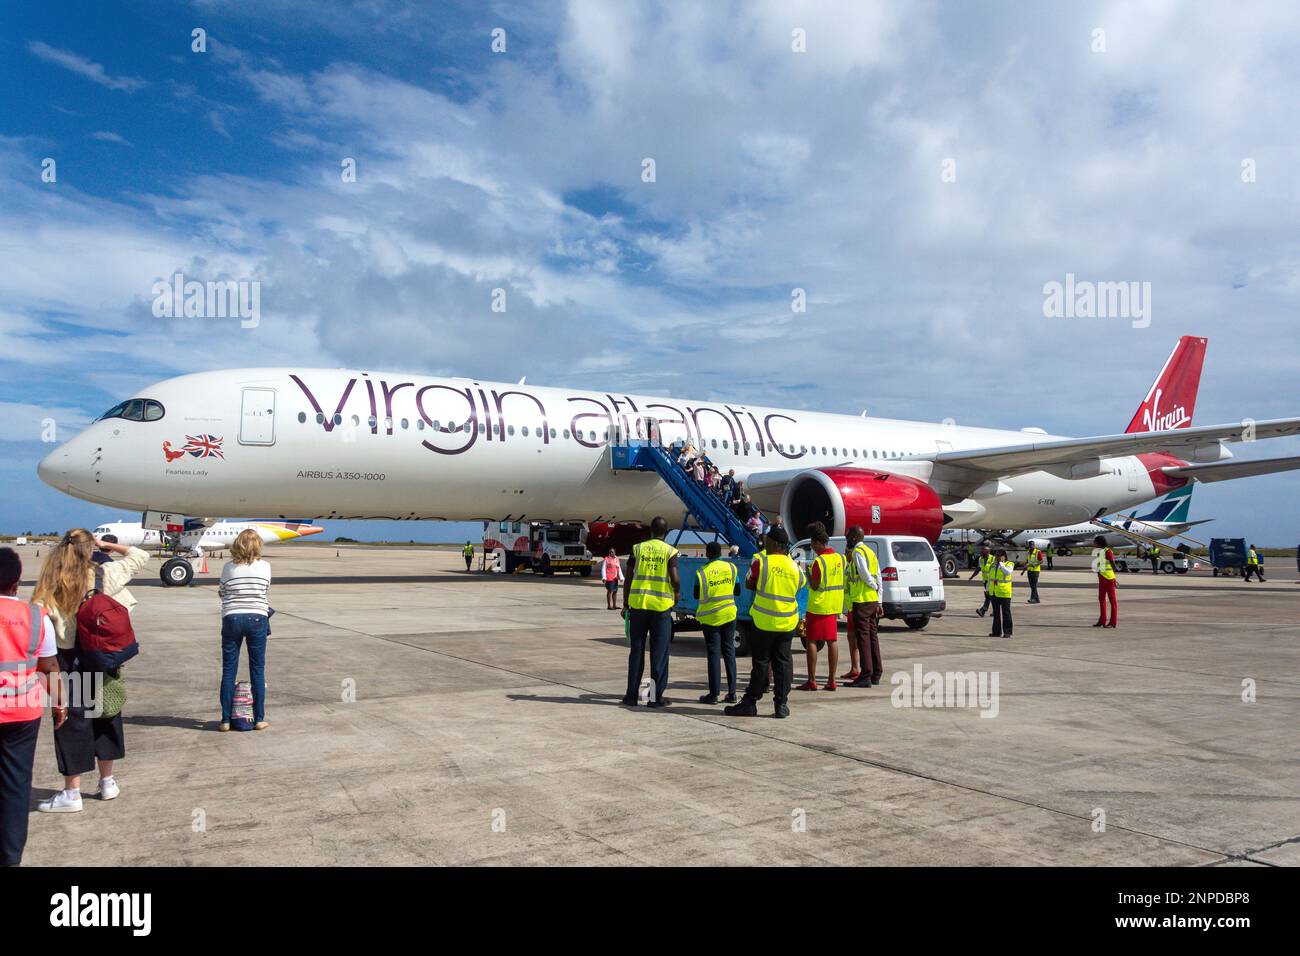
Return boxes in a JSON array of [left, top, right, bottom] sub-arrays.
[[1, 0, 1297, 545]]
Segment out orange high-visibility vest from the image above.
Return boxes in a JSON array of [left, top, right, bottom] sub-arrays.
[[0, 602, 46, 723]]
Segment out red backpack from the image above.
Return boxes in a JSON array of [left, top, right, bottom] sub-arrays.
[[76, 568, 136, 654]]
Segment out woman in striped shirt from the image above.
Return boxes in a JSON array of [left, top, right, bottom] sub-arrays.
[[218, 529, 272, 731]]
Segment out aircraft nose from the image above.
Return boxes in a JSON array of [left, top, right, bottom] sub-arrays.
[[37, 445, 69, 491]]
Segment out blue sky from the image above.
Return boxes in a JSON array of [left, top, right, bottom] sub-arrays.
[[2, 0, 1298, 544]]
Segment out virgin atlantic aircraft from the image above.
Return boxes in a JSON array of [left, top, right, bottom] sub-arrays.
[[37, 336, 1300, 543]]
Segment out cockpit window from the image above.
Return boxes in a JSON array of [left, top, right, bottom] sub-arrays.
[[98, 399, 165, 422]]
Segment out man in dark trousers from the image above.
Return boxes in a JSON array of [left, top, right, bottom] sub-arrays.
[[969, 543, 993, 617], [726, 527, 805, 718], [0, 547, 66, 866], [1020, 544, 1044, 603], [622, 517, 680, 708], [845, 525, 884, 687]]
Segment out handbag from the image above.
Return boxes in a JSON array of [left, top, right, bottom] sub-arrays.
[[99, 670, 127, 718]]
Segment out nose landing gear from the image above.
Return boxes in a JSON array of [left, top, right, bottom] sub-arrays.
[[160, 556, 195, 587]]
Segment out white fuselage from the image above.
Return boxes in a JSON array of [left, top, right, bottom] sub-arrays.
[[1009, 519, 1195, 550], [40, 368, 1174, 531], [90, 519, 322, 554]]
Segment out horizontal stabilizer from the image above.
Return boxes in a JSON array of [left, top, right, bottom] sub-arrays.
[[1160, 455, 1300, 483]]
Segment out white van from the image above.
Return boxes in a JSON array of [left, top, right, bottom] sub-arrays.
[[791, 534, 946, 630]]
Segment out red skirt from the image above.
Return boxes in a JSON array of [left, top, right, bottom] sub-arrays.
[[804, 612, 839, 642]]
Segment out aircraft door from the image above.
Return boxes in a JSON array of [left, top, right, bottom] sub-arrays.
[[1125, 457, 1139, 492], [240, 387, 276, 445]]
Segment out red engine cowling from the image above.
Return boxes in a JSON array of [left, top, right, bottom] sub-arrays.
[[779, 468, 945, 543]]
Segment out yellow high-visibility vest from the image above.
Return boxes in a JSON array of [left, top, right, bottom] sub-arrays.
[[1247, 549, 1260, 566], [462, 544, 474, 557], [979, 554, 996, 591], [1025, 549, 1042, 572], [628, 538, 678, 612], [990, 560, 1014, 598], [1093, 548, 1116, 580], [846, 542, 880, 604], [696, 559, 738, 627], [806, 551, 845, 616], [750, 552, 804, 633]]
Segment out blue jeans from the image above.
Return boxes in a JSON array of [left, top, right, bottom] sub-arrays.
[[625, 608, 672, 703], [221, 614, 268, 722], [702, 621, 737, 697]]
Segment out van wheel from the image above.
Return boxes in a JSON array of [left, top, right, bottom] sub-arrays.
[[161, 558, 193, 588], [904, 615, 929, 630], [1160, 562, 1175, 574], [940, 554, 959, 578], [580, 564, 593, 578]]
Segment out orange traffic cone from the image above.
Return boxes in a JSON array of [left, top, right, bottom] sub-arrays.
[[200, 555, 208, 574]]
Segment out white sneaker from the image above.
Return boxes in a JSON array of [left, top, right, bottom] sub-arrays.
[[37, 790, 84, 813], [98, 778, 120, 801]]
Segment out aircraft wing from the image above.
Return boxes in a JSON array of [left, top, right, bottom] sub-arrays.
[[1157, 455, 1300, 483], [925, 417, 1300, 476]]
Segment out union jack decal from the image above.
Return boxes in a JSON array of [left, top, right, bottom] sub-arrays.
[[181, 434, 225, 459]]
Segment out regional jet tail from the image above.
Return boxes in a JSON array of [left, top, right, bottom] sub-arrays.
[[92, 519, 323, 556], [1011, 486, 1211, 551]]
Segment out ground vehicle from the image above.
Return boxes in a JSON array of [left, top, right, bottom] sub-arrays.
[[673, 554, 809, 655], [1209, 537, 1247, 577], [483, 520, 593, 575], [790, 534, 945, 630], [1113, 546, 1192, 574]]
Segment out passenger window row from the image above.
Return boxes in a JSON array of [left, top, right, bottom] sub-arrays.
[[290, 410, 920, 459]]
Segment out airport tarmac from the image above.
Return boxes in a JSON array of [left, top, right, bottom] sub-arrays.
[[13, 545, 1300, 867]]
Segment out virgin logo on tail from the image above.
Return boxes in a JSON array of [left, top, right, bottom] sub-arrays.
[[1141, 388, 1190, 432], [1125, 335, 1206, 434]]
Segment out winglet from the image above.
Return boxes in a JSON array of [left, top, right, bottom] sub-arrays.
[[1125, 336, 1207, 433]]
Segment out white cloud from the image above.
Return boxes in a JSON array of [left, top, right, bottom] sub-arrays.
[[26, 41, 148, 92]]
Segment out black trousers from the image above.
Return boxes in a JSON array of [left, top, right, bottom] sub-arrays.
[[741, 627, 793, 709], [1027, 570, 1040, 601], [979, 589, 992, 614], [702, 621, 737, 697], [0, 717, 40, 866], [625, 608, 672, 702], [52, 650, 124, 777], [990, 595, 1013, 636]]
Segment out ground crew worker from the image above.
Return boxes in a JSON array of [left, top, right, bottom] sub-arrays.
[[798, 523, 843, 692], [622, 517, 680, 708], [1092, 534, 1118, 628], [1147, 545, 1160, 574], [845, 525, 883, 689], [988, 548, 1014, 638], [601, 548, 624, 610], [694, 541, 739, 704], [462, 541, 474, 572], [1244, 544, 1265, 582], [1021, 545, 1043, 604], [1045, 544, 1054, 570], [841, 541, 858, 683], [969, 544, 993, 618], [726, 527, 804, 718], [0, 548, 65, 866]]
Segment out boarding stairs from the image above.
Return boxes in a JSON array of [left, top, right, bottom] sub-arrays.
[[610, 438, 760, 558]]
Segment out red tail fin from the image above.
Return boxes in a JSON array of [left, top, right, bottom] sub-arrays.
[[1125, 336, 1206, 433]]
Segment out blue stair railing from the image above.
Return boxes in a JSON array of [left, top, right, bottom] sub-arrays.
[[610, 440, 760, 558]]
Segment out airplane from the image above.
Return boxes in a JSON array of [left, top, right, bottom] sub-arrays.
[[37, 336, 1300, 567], [1005, 485, 1211, 552], [91, 518, 324, 556]]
